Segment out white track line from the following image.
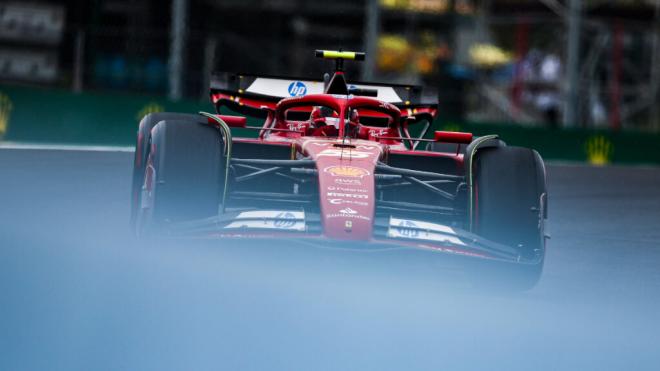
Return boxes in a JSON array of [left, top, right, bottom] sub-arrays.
[[1, 142, 657, 168], [0, 142, 135, 152]]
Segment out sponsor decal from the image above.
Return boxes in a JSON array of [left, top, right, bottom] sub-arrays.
[[325, 205, 371, 221], [308, 142, 379, 151], [324, 166, 370, 178], [395, 220, 419, 238], [327, 192, 368, 199], [288, 81, 307, 97], [389, 217, 454, 234], [585, 135, 612, 166], [245, 78, 401, 102], [387, 217, 465, 245], [326, 186, 366, 193], [338, 207, 358, 215], [224, 210, 306, 231], [274, 212, 297, 228], [369, 128, 390, 137], [236, 210, 305, 220], [224, 220, 305, 231], [328, 198, 368, 206], [317, 148, 372, 159], [327, 213, 371, 221], [287, 122, 307, 131], [334, 178, 362, 185]]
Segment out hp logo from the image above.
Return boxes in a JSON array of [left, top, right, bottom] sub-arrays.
[[288, 81, 307, 97], [274, 212, 296, 228], [397, 220, 419, 238]]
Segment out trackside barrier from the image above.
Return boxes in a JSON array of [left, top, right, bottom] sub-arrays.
[[0, 85, 265, 146], [437, 122, 660, 166], [0, 85, 658, 166]]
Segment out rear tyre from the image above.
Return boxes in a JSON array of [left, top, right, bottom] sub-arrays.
[[135, 119, 226, 235], [471, 146, 547, 290], [130, 112, 203, 229]]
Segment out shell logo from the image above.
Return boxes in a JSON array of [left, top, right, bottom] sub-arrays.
[[136, 102, 164, 122], [324, 165, 370, 178], [585, 135, 612, 166], [0, 93, 13, 139]]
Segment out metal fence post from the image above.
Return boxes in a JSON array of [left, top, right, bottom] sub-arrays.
[[362, 0, 379, 82], [563, 0, 582, 128], [651, 0, 660, 132], [202, 36, 217, 100], [73, 29, 85, 93], [169, 0, 188, 101]]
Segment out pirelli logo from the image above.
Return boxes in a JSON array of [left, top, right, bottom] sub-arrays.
[[0, 92, 13, 139]]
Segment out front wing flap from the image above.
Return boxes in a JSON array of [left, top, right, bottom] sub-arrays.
[[165, 210, 527, 264]]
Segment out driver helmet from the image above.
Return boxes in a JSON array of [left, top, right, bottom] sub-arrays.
[[349, 108, 360, 124], [309, 107, 328, 128]]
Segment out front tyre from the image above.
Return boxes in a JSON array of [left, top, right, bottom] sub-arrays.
[[472, 146, 547, 290], [130, 112, 204, 229], [135, 119, 226, 235]]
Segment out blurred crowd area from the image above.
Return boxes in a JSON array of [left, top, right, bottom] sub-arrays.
[[1, 0, 659, 131]]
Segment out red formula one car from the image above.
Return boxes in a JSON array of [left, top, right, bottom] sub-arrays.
[[130, 50, 548, 289]]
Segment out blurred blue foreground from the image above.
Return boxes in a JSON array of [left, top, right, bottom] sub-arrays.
[[1, 148, 660, 370]]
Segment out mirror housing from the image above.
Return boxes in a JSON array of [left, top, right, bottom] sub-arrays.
[[217, 115, 247, 128], [434, 131, 473, 144]]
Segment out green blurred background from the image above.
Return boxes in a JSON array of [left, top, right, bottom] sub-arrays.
[[1, 0, 659, 165]]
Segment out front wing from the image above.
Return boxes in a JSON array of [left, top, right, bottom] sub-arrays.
[[163, 210, 536, 265]]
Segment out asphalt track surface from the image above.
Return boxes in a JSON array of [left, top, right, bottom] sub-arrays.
[[1, 148, 659, 370]]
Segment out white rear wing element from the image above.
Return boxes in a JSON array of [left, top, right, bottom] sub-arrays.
[[245, 77, 404, 103], [210, 73, 438, 107]]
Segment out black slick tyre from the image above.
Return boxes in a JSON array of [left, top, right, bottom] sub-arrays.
[[130, 112, 203, 229], [471, 146, 547, 290], [135, 119, 226, 235]]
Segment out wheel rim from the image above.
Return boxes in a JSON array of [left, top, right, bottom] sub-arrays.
[[136, 152, 156, 236]]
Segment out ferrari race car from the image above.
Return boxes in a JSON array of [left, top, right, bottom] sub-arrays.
[[130, 50, 548, 289]]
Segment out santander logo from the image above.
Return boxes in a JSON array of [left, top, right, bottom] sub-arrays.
[[339, 207, 358, 215]]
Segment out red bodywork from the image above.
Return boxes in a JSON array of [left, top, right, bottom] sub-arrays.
[[196, 89, 500, 260]]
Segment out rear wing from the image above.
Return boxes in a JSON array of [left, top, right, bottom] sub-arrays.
[[210, 72, 438, 117]]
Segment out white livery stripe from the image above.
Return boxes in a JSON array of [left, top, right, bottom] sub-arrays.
[[246, 78, 324, 98], [224, 210, 306, 231], [235, 210, 305, 220], [224, 220, 305, 232], [245, 77, 403, 103], [388, 217, 465, 245], [389, 217, 456, 234], [0, 142, 135, 153]]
